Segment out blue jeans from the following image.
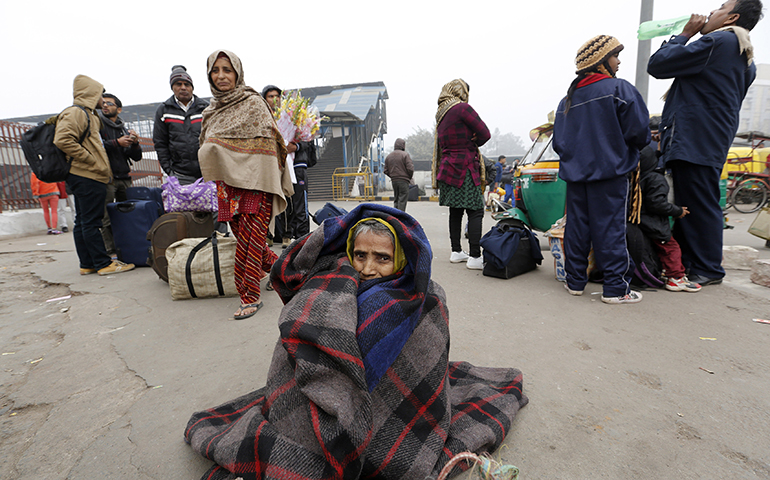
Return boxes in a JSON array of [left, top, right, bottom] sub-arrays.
[[504, 183, 515, 206], [66, 174, 111, 270]]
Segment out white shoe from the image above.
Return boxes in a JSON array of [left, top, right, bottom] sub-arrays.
[[466, 256, 483, 270], [564, 284, 583, 296], [601, 291, 643, 304], [450, 251, 470, 263]]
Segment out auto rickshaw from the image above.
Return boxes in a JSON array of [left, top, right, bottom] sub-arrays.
[[505, 121, 567, 232]]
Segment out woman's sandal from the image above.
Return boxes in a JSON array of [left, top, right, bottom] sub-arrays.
[[265, 280, 274, 291], [233, 302, 263, 320]]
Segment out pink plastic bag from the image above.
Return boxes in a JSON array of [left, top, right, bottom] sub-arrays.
[[162, 177, 217, 213]]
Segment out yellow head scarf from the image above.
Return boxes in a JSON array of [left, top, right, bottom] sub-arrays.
[[346, 217, 407, 274]]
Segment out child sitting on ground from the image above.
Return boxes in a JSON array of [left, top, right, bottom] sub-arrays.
[[638, 143, 701, 292]]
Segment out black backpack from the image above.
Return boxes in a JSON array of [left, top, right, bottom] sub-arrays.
[[21, 105, 90, 183]]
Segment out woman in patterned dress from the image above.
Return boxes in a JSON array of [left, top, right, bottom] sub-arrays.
[[431, 79, 491, 270]]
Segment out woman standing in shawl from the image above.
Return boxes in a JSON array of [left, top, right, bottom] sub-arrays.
[[185, 204, 527, 480], [431, 79, 491, 270], [198, 50, 293, 319]]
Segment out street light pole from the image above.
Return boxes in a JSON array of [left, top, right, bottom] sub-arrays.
[[636, 0, 655, 103]]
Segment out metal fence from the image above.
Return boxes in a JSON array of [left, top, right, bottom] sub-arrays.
[[0, 119, 162, 213]]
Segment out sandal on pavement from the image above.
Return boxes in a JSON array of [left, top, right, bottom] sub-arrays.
[[233, 302, 263, 320], [266, 280, 274, 291]]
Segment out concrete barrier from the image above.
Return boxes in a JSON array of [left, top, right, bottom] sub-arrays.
[[0, 209, 74, 239]]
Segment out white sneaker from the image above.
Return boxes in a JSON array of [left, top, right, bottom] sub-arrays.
[[466, 256, 483, 270], [601, 291, 643, 304], [450, 251, 470, 263], [564, 284, 583, 296]]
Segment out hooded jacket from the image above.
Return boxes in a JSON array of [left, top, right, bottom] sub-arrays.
[[53, 75, 112, 184], [638, 145, 683, 242], [384, 138, 414, 183], [553, 76, 650, 183], [99, 112, 142, 180]]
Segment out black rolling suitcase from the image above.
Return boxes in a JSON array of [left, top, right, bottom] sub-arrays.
[[126, 186, 164, 214], [311, 202, 348, 225], [107, 200, 160, 267]]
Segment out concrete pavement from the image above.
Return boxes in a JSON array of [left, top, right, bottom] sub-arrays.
[[1, 201, 769, 479]]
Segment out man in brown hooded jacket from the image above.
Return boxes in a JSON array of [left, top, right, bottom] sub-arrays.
[[54, 75, 135, 276], [384, 138, 414, 212]]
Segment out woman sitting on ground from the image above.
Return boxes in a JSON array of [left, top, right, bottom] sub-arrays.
[[185, 203, 528, 480], [198, 49, 293, 320]]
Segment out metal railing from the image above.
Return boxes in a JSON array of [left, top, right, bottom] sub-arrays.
[[332, 166, 374, 200], [0, 119, 162, 213], [0, 120, 36, 212]]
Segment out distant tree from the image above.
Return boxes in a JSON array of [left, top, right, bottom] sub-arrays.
[[402, 126, 436, 162], [480, 128, 527, 156]]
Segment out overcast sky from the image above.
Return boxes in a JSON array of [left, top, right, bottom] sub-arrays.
[[2, 0, 768, 148]]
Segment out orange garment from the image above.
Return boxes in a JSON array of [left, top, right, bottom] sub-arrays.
[[30, 173, 60, 198]]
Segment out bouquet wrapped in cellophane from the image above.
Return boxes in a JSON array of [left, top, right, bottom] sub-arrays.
[[272, 91, 326, 183], [273, 90, 325, 143]]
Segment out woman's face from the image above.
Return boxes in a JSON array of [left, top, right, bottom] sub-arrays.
[[210, 56, 237, 92], [352, 231, 395, 280]]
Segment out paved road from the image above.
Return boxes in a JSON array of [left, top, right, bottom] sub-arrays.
[[1, 201, 769, 479]]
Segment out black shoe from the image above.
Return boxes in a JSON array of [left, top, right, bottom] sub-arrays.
[[687, 274, 723, 286], [61, 226, 69, 232]]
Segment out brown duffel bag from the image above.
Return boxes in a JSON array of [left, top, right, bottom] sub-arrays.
[[146, 211, 215, 282]]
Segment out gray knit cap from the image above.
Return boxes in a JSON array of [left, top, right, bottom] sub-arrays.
[[170, 65, 193, 88]]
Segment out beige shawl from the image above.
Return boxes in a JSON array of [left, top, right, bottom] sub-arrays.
[[198, 49, 294, 227], [715, 26, 754, 64]]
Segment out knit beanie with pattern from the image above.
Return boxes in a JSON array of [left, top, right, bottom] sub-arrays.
[[575, 35, 624, 76], [170, 65, 193, 88]]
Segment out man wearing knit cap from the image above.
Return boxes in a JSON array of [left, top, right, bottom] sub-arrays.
[[152, 65, 209, 185], [648, 0, 762, 286], [553, 35, 650, 304], [262, 84, 315, 248]]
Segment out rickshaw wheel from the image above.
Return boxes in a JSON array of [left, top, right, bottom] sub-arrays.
[[731, 178, 769, 213]]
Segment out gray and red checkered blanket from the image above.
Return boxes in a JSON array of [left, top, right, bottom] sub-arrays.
[[185, 204, 528, 479]]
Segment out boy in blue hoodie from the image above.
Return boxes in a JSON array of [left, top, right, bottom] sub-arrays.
[[553, 35, 650, 304]]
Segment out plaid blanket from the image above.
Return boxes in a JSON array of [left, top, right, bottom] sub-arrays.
[[185, 204, 528, 479]]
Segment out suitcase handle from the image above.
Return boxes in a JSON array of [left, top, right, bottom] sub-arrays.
[[116, 202, 136, 213]]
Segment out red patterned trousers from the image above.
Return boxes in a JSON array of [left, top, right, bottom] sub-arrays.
[[229, 193, 277, 304]]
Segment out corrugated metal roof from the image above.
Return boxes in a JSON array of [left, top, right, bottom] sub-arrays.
[[311, 85, 387, 122]]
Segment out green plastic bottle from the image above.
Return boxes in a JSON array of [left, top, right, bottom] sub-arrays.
[[637, 15, 691, 40]]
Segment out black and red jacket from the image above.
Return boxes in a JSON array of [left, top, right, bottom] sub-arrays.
[[152, 95, 209, 178]]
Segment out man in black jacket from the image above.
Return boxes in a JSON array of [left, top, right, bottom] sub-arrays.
[[99, 93, 142, 259], [152, 65, 209, 185]]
